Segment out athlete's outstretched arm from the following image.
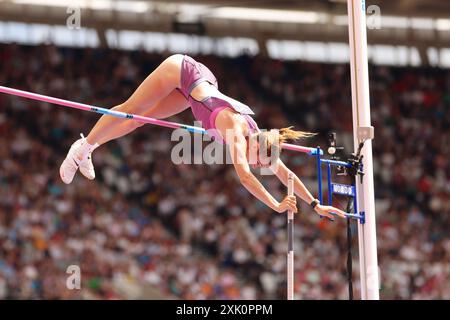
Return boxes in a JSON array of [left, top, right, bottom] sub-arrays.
[[272, 159, 347, 219], [229, 133, 297, 214], [214, 109, 297, 213]]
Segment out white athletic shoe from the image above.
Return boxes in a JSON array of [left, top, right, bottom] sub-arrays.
[[60, 133, 97, 184], [79, 153, 95, 181]]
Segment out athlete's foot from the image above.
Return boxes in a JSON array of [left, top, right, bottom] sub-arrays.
[[60, 133, 98, 184], [79, 150, 95, 180]]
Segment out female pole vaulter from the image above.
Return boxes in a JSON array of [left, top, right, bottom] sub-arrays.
[[60, 54, 347, 219]]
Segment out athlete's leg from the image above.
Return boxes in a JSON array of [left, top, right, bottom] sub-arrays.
[[85, 54, 184, 147], [60, 54, 186, 184], [99, 88, 190, 144]]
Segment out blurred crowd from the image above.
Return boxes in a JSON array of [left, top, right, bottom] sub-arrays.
[[0, 43, 448, 299]]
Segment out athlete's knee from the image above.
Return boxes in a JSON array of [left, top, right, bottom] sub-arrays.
[[126, 118, 144, 130], [110, 103, 129, 115], [135, 121, 145, 128], [117, 103, 149, 128], [118, 100, 145, 115]]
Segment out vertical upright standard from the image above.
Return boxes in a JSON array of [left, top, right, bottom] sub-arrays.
[[287, 173, 295, 300], [347, 0, 380, 299]]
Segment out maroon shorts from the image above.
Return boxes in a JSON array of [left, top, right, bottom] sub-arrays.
[[177, 55, 258, 143]]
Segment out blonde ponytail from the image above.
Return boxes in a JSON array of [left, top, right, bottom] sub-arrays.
[[255, 127, 317, 159], [278, 126, 317, 144]]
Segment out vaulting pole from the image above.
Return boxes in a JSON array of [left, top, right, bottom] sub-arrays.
[[287, 173, 294, 300]]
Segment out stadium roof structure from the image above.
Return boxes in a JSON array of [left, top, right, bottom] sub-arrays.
[[0, 0, 449, 64]]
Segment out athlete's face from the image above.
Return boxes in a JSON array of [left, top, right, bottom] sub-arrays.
[[247, 138, 271, 169]]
